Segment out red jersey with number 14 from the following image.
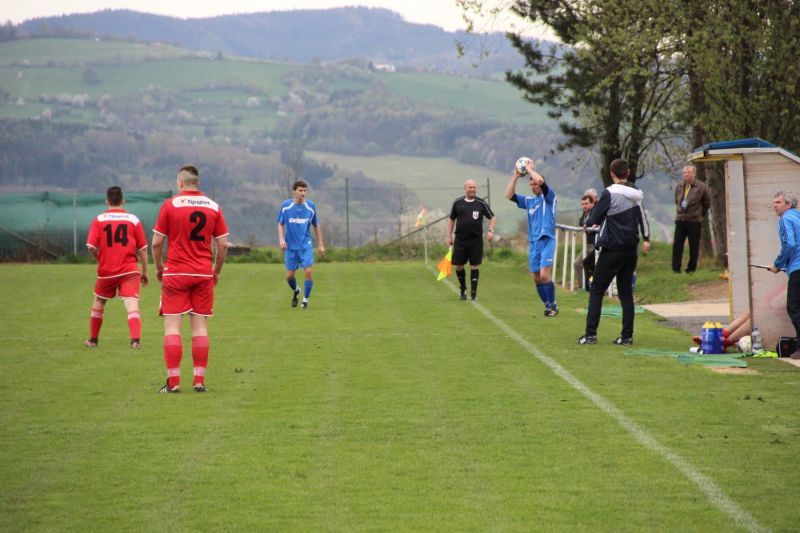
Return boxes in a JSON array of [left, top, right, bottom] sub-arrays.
[[86, 208, 148, 278], [153, 190, 229, 276]]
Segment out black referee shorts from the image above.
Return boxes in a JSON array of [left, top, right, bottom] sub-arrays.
[[453, 236, 484, 266]]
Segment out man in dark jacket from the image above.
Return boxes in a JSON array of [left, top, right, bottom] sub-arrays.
[[672, 164, 710, 273], [578, 159, 650, 345], [574, 194, 596, 290]]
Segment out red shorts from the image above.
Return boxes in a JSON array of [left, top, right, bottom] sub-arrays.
[[160, 275, 215, 316], [94, 273, 140, 300]]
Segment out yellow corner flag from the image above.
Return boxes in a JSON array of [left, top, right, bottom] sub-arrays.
[[415, 207, 427, 228], [437, 247, 452, 281]]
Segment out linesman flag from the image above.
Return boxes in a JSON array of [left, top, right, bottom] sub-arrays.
[[415, 207, 426, 228], [437, 247, 452, 281]]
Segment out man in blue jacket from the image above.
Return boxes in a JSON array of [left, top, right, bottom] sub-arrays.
[[769, 191, 800, 338], [578, 159, 650, 345]]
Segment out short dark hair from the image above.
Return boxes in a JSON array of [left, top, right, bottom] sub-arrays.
[[581, 194, 595, 203], [180, 165, 199, 177], [106, 186, 123, 206], [610, 159, 629, 180], [178, 165, 199, 186], [293, 180, 308, 191]]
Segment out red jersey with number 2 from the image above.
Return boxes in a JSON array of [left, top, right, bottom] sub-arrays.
[[153, 191, 229, 276], [86, 208, 148, 278]]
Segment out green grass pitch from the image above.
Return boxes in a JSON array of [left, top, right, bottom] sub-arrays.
[[0, 262, 798, 531]]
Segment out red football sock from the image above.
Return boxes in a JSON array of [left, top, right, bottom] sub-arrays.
[[722, 328, 730, 338], [89, 307, 104, 340], [164, 334, 182, 388], [192, 336, 209, 385], [127, 311, 141, 340]]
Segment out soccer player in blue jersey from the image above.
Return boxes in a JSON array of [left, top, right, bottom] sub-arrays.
[[505, 158, 559, 316], [277, 180, 325, 309]]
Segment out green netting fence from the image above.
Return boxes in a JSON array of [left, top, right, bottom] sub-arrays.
[[0, 191, 171, 260]]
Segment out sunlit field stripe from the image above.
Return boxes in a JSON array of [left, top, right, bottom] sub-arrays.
[[433, 269, 765, 533]]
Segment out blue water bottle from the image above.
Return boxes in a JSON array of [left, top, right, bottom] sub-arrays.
[[701, 321, 714, 354], [713, 322, 724, 353]]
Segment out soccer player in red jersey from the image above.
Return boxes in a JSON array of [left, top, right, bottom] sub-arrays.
[[85, 186, 149, 349], [152, 165, 229, 393]]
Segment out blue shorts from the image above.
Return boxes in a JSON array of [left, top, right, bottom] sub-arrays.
[[528, 237, 555, 272], [284, 248, 314, 271]]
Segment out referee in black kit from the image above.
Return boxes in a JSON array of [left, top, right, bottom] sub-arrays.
[[447, 179, 497, 301]]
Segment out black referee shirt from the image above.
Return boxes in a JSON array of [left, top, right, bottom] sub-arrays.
[[449, 196, 495, 239]]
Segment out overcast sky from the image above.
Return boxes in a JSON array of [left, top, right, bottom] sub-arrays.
[[6, 0, 552, 38]]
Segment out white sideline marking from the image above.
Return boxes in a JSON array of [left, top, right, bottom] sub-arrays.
[[435, 273, 765, 532]]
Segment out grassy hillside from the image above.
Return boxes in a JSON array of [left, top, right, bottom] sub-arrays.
[[0, 38, 190, 66], [311, 150, 596, 234], [382, 71, 549, 125], [0, 38, 543, 129], [2, 38, 624, 244]]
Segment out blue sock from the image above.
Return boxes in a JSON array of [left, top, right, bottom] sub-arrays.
[[304, 280, 313, 299], [546, 281, 557, 308], [536, 283, 548, 306], [287, 278, 297, 292]]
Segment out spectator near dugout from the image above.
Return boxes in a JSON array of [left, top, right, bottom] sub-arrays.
[[769, 191, 800, 342], [672, 164, 710, 273], [447, 179, 496, 301], [85, 186, 149, 349], [575, 194, 596, 291]]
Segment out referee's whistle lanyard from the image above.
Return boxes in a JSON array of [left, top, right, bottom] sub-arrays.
[[680, 183, 692, 211]]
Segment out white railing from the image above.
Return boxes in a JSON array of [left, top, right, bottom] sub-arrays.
[[553, 223, 614, 297]]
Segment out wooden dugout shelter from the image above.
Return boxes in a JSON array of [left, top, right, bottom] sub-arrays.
[[689, 138, 800, 347]]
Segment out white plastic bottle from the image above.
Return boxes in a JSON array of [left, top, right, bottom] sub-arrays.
[[752, 327, 763, 352]]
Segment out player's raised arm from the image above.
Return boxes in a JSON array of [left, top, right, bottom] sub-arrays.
[[505, 171, 521, 200]]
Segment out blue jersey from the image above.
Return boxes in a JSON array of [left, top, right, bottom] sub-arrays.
[[775, 208, 800, 275], [277, 199, 318, 251], [511, 184, 557, 241]]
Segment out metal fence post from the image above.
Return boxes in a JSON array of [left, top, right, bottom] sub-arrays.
[[486, 177, 493, 256], [72, 190, 77, 256], [552, 228, 558, 285], [569, 230, 576, 291], [423, 224, 428, 265], [561, 228, 569, 287]]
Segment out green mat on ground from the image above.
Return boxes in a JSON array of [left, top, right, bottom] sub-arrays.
[[675, 354, 748, 367], [581, 305, 646, 317], [623, 349, 689, 357], [624, 349, 748, 368]]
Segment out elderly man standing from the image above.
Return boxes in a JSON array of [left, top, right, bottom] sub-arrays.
[[769, 191, 800, 340], [447, 179, 496, 301], [672, 165, 710, 273]]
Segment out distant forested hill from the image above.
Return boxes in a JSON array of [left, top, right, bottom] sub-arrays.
[[18, 7, 525, 75], [0, 35, 681, 242]]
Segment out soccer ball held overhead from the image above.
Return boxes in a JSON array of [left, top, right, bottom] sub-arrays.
[[515, 157, 532, 175]]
